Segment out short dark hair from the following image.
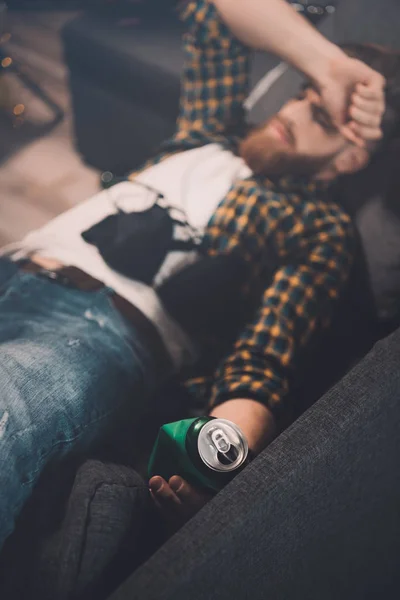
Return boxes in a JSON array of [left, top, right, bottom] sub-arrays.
[[340, 43, 400, 145]]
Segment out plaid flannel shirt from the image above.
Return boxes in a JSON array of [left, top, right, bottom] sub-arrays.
[[129, 0, 355, 414]]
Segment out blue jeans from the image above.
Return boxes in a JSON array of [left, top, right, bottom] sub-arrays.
[[0, 258, 163, 550]]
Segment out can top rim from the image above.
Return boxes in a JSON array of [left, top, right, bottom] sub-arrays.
[[197, 418, 249, 472]]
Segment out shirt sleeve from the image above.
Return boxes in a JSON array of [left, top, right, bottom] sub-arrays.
[[208, 207, 355, 414], [175, 0, 251, 139]]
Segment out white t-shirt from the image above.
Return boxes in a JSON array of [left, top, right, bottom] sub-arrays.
[[7, 144, 252, 368]]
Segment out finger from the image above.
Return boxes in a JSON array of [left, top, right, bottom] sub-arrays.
[[348, 120, 383, 141], [169, 476, 186, 495], [149, 476, 182, 510], [349, 105, 381, 128], [352, 92, 385, 117], [149, 475, 165, 494], [340, 124, 366, 148], [169, 476, 210, 511], [169, 476, 203, 512], [355, 81, 385, 101]]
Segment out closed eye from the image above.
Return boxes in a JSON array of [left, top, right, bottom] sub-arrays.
[[311, 103, 337, 134], [295, 90, 307, 101]]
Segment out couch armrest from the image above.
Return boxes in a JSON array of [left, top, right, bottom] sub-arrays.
[[109, 327, 400, 600]]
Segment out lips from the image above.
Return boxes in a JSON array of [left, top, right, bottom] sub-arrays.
[[269, 119, 292, 146]]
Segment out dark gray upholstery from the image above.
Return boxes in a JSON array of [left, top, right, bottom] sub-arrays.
[[0, 460, 155, 600], [52, 461, 150, 600], [356, 196, 400, 320], [110, 327, 400, 600]]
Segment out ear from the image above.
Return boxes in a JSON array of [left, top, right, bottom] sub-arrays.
[[333, 146, 370, 176]]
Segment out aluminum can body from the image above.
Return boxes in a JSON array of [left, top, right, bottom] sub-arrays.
[[148, 417, 249, 492]]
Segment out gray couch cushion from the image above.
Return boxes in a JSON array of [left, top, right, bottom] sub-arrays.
[[0, 460, 154, 600], [52, 461, 150, 600], [356, 196, 400, 320]]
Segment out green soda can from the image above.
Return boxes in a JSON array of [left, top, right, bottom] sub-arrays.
[[148, 417, 250, 492]]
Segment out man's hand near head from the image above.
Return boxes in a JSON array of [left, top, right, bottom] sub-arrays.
[[213, 0, 386, 147], [317, 55, 386, 147], [149, 399, 277, 533]]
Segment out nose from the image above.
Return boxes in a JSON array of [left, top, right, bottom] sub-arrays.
[[280, 102, 301, 125]]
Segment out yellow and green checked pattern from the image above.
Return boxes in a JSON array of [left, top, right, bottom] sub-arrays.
[[129, 0, 355, 413]]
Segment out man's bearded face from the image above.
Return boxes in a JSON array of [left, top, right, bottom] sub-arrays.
[[239, 87, 348, 179]]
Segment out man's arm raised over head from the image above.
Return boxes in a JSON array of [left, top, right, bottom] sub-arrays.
[[212, 0, 385, 145]]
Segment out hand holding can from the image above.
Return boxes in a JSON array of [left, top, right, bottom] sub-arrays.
[[148, 417, 251, 492]]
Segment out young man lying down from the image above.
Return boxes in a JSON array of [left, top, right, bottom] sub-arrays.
[[0, 0, 396, 548]]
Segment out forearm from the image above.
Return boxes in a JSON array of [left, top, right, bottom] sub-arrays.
[[212, 0, 343, 83], [209, 398, 277, 454]]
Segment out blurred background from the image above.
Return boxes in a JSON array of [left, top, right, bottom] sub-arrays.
[[0, 1, 101, 247]]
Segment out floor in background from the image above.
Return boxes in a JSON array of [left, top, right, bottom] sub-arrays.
[[0, 10, 100, 247]]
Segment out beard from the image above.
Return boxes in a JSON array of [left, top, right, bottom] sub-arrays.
[[238, 118, 334, 178]]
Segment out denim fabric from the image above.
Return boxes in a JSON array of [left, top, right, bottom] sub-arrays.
[[0, 258, 160, 551]]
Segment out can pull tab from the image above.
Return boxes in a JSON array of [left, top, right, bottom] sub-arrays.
[[211, 429, 239, 466], [211, 429, 230, 453]]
